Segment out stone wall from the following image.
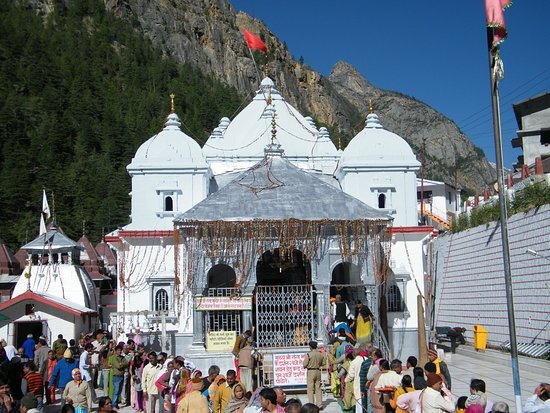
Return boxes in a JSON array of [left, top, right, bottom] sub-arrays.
[[432, 204, 550, 347]]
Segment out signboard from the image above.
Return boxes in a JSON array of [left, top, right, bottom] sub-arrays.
[[206, 331, 236, 352], [195, 296, 252, 311], [272, 352, 308, 387]]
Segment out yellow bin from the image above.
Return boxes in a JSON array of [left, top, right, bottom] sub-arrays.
[[473, 324, 488, 351]]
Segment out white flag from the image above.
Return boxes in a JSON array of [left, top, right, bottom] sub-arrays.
[[42, 189, 51, 219], [39, 214, 47, 236]]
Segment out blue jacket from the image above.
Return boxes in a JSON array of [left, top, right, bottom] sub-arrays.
[[22, 338, 35, 359], [49, 358, 79, 388]]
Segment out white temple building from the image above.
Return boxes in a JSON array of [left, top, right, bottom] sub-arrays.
[[0, 225, 98, 346], [106, 77, 435, 372]]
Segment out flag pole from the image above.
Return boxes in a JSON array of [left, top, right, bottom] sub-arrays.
[[246, 46, 264, 87], [486, 29, 522, 413]]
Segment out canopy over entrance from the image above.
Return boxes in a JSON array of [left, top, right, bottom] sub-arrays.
[[174, 151, 393, 292]]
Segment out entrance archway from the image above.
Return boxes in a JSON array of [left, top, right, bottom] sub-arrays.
[[330, 262, 367, 318], [256, 248, 311, 285], [207, 264, 236, 291]]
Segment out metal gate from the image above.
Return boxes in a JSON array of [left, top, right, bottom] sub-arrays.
[[255, 285, 315, 348], [204, 288, 242, 336]]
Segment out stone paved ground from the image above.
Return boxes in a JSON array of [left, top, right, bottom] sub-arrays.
[[43, 345, 548, 413]]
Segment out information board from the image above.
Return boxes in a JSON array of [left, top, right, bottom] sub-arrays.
[[206, 331, 236, 352], [272, 352, 308, 386], [195, 296, 253, 311]]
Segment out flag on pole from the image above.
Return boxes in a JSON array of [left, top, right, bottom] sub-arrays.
[[39, 214, 47, 236], [485, 0, 512, 49], [243, 29, 268, 52], [42, 189, 51, 220]]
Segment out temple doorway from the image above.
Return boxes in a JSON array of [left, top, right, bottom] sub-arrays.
[[255, 248, 311, 285], [330, 262, 366, 319], [205, 264, 241, 335]]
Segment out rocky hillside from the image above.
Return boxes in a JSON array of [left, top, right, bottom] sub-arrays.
[[31, 0, 496, 192]]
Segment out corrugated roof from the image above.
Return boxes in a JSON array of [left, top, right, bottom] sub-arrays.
[[21, 225, 84, 253], [176, 155, 391, 222]]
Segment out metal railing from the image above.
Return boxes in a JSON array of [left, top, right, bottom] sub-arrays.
[[255, 285, 314, 348]]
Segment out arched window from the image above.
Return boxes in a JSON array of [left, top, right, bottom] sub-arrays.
[[155, 289, 169, 311], [378, 193, 386, 209], [165, 196, 173, 212], [387, 284, 404, 312]]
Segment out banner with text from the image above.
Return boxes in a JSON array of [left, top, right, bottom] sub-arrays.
[[195, 296, 253, 311], [272, 352, 308, 387]]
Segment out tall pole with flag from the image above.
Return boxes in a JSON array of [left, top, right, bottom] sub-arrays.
[[484, 2, 522, 412], [242, 28, 268, 86], [39, 189, 51, 235]]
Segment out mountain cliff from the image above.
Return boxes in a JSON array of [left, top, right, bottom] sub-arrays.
[[99, 0, 495, 192], [20, 0, 496, 192]]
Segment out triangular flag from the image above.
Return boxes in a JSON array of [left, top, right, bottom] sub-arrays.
[[42, 189, 51, 220], [243, 29, 267, 52], [39, 214, 47, 236]]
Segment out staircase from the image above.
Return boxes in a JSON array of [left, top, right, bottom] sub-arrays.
[[421, 207, 450, 230]]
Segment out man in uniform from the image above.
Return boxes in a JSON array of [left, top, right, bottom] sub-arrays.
[[302, 340, 325, 409]]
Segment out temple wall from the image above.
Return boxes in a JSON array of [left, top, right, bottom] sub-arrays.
[[432, 204, 550, 347]]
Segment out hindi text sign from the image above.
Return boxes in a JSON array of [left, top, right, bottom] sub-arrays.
[[206, 331, 236, 352], [272, 352, 307, 387], [195, 296, 252, 311]]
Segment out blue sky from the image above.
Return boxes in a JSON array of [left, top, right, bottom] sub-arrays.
[[231, 1, 550, 169]]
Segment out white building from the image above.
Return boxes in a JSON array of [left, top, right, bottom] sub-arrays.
[[0, 225, 98, 346], [416, 178, 461, 230], [107, 76, 434, 368]]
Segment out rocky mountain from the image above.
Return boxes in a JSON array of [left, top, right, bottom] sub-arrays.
[[29, 0, 496, 192]]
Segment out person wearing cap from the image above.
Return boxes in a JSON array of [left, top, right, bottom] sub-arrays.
[[303, 340, 325, 409], [49, 349, 79, 395], [20, 392, 40, 413], [22, 335, 36, 360], [421, 373, 455, 413], [63, 369, 92, 413], [427, 349, 452, 390], [110, 346, 129, 408]]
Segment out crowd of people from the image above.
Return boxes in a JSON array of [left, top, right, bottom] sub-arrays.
[[0, 328, 547, 413]]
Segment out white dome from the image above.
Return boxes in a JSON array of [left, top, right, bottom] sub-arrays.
[[130, 113, 207, 169], [203, 77, 319, 162], [311, 127, 338, 157], [341, 113, 419, 167]]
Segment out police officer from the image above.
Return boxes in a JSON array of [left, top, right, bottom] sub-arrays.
[[303, 340, 325, 409]]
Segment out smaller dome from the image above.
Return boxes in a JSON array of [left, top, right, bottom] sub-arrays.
[[130, 112, 207, 169], [341, 113, 419, 167], [312, 127, 337, 156]]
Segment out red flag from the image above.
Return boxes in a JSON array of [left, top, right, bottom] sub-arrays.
[[485, 0, 511, 49], [242, 29, 267, 52]]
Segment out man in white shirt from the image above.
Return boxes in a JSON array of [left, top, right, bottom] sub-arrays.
[[79, 343, 97, 402], [422, 373, 455, 413], [345, 343, 369, 413], [375, 359, 403, 389], [525, 384, 550, 413], [142, 352, 162, 413]]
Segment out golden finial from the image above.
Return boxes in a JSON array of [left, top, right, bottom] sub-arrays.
[[263, 62, 270, 78], [266, 89, 272, 106], [369, 99, 373, 114], [271, 111, 277, 145], [170, 93, 175, 113]]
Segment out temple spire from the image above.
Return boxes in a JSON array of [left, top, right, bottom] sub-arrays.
[[170, 93, 175, 113]]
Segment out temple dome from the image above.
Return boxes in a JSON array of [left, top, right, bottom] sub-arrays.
[[341, 113, 419, 167], [130, 113, 207, 169]]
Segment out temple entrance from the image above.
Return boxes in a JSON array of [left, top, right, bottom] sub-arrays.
[[255, 248, 311, 285], [330, 262, 367, 321], [204, 264, 241, 336], [254, 249, 314, 347]]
